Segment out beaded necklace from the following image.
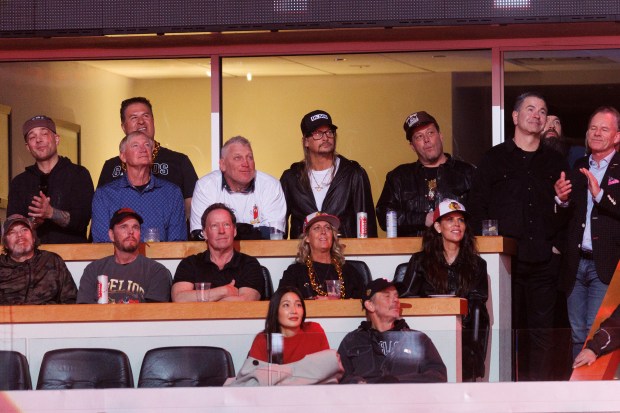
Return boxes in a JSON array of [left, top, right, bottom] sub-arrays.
[[305, 257, 345, 298]]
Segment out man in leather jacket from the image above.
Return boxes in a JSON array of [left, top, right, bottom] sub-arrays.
[[376, 111, 474, 236], [280, 110, 377, 239]]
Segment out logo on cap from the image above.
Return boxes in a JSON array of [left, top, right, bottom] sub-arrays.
[[406, 113, 420, 128], [310, 114, 329, 122]]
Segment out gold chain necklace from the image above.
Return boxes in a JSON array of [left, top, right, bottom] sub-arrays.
[[305, 258, 345, 298]]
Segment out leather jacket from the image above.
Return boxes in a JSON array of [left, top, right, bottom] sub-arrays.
[[280, 155, 377, 239], [376, 154, 475, 236]]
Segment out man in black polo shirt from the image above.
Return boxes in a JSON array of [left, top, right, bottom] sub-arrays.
[[171, 203, 263, 302], [97, 97, 198, 220], [469, 92, 568, 381]]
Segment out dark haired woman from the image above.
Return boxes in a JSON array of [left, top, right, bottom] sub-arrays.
[[248, 286, 329, 363], [401, 199, 489, 381], [226, 286, 343, 385]]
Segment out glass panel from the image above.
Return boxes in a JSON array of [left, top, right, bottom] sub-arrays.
[[0, 58, 212, 185], [222, 51, 492, 235], [503, 48, 620, 162]]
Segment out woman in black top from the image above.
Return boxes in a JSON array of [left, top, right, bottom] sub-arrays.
[[401, 199, 489, 381], [279, 212, 364, 299]]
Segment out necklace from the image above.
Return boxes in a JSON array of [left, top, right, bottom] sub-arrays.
[[310, 167, 333, 192], [305, 258, 345, 298]]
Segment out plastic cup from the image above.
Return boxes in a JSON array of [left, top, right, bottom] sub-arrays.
[[194, 282, 212, 302]]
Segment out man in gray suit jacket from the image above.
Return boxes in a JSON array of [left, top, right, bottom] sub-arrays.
[[554, 106, 620, 359]]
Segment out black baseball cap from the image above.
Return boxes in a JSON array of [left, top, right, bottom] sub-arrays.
[[301, 110, 338, 137], [403, 111, 439, 141], [109, 208, 143, 229], [361, 278, 396, 309]]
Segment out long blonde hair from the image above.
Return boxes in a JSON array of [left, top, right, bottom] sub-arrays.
[[295, 224, 345, 267]]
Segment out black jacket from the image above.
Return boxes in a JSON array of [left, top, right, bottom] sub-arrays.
[[376, 154, 475, 236], [557, 152, 620, 293], [280, 155, 377, 239], [586, 304, 620, 356], [337, 319, 447, 384], [468, 139, 568, 263], [402, 251, 489, 380], [7, 156, 93, 244]]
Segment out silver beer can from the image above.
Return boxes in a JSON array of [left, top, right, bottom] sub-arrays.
[[357, 212, 368, 238], [97, 275, 109, 304], [386, 210, 397, 238]]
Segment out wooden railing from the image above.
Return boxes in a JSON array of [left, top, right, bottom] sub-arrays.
[[0, 298, 467, 324], [38, 236, 516, 261]]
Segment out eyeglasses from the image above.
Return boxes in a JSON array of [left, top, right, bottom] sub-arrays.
[[308, 129, 336, 140]]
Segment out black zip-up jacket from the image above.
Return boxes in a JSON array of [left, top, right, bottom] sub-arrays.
[[280, 155, 377, 239], [586, 304, 620, 356], [376, 154, 475, 236], [7, 156, 94, 244], [337, 319, 447, 384]]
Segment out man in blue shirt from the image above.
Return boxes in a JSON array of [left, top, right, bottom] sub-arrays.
[[554, 106, 620, 359], [91, 131, 186, 242]]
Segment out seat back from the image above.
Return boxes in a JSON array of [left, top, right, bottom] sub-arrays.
[[346, 259, 373, 287], [393, 262, 409, 283], [0, 350, 32, 390], [138, 346, 235, 388], [261, 265, 274, 300], [36, 348, 134, 390]]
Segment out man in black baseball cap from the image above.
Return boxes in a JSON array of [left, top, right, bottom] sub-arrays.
[[337, 278, 447, 384], [77, 207, 172, 304], [7, 114, 94, 244], [376, 110, 475, 237], [280, 109, 377, 239], [1, 214, 77, 305]]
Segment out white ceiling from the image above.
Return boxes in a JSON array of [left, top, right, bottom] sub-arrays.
[[80, 49, 620, 79]]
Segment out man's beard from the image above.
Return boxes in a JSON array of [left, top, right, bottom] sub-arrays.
[[114, 238, 139, 253], [541, 135, 568, 157]]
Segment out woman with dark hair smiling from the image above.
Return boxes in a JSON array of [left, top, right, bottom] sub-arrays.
[[226, 286, 343, 386], [248, 286, 329, 363], [401, 199, 489, 381]]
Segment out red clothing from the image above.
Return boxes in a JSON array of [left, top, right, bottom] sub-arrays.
[[248, 321, 330, 364]]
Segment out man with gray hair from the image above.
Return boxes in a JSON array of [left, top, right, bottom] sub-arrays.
[[91, 131, 186, 242], [190, 136, 286, 240]]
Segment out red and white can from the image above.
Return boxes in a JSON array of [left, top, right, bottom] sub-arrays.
[[357, 212, 368, 239], [97, 275, 109, 304]]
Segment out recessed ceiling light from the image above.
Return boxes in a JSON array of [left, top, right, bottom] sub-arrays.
[[246, 73, 253, 81], [334, 57, 347, 62]]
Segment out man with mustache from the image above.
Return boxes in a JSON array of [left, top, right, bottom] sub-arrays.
[[77, 208, 172, 303], [469, 92, 568, 381], [0, 214, 77, 304], [337, 278, 447, 384], [541, 114, 587, 168], [281, 110, 377, 239], [376, 111, 475, 236]]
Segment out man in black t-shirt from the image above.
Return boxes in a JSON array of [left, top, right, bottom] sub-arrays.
[[376, 111, 475, 236], [97, 97, 198, 221]]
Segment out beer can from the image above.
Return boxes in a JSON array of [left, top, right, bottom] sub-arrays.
[[97, 275, 109, 304], [357, 212, 368, 239], [386, 210, 397, 238]]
